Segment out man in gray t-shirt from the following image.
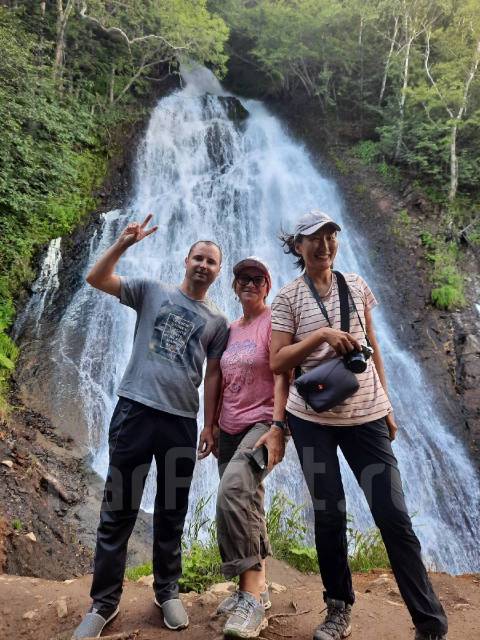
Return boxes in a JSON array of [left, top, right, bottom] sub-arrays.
[[73, 215, 228, 639]]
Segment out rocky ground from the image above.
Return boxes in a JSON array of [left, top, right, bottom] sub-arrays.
[[0, 385, 152, 580], [0, 558, 478, 640]]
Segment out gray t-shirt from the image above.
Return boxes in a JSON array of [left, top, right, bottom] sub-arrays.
[[117, 277, 229, 418]]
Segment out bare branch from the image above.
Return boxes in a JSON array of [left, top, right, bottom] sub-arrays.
[[77, 1, 188, 53]]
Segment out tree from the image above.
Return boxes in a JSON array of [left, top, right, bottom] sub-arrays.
[[423, 1, 480, 200]]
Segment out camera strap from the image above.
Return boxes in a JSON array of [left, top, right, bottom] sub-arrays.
[[303, 271, 371, 348], [303, 272, 349, 331]]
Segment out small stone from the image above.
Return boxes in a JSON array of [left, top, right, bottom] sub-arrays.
[[56, 597, 68, 618], [386, 599, 403, 607], [208, 582, 236, 596], [1, 460, 13, 468], [453, 603, 470, 610], [136, 574, 154, 587], [270, 582, 287, 594], [365, 576, 394, 593], [63, 579, 74, 585], [22, 610, 38, 620], [198, 591, 217, 605], [25, 532, 37, 543]]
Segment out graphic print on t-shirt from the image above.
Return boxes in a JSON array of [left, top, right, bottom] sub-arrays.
[[149, 302, 206, 367], [221, 339, 257, 392]]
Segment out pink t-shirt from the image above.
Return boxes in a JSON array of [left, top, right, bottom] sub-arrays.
[[219, 308, 274, 434]]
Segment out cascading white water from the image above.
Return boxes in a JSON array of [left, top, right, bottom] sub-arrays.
[[15, 66, 480, 573]]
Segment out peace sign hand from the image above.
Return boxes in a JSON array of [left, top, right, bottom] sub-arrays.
[[118, 214, 158, 248]]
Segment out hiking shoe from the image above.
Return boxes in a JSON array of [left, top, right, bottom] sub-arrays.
[[154, 597, 189, 630], [314, 597, 352, 640], [223, 591, 268, 638], [414, 631, 447, 640], [71, 604, 119, 639], [217, 587, 272, 615]]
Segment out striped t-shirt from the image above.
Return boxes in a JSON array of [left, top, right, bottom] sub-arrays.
[[271, 272, 392, 426]]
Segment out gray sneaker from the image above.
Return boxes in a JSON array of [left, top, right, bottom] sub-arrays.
[[154, 597, 189, 630], [217, 588, 271, 615], [223, 591, 268, 638], [314, 598, 352, 640], [414, 632, 447, 640], [71, 604, 119, 639]]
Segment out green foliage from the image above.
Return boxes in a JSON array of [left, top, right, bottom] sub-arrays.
[[0, 1, 230, 408], [126, 493, 394, 589], [179, 495, 224, 592], [425, 240, 466, 310], [11, 518, 23, 531], [420, 232, 435, 249], [353, 140, 380, 165], [266, 493, 318, 573], [125, 562, 152, 582], [347, 518, 390, 572]]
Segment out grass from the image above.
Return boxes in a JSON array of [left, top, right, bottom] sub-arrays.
[[11, 518, 23, 531], [126, 492, 391, 589], [423, 239, 466, 310]]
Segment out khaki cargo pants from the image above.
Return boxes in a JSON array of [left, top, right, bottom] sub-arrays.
[[216, 422, 273, 579]]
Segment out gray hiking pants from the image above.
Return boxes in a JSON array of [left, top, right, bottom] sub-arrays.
[[216, 422, 273, 579]]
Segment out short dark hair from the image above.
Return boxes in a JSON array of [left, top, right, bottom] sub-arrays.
[[279, 231, 305, 271], [279, 225, 338, 271], [187, 240, 223, 263]]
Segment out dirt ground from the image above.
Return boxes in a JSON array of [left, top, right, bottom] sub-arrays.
[[0, 558, 478, 640]]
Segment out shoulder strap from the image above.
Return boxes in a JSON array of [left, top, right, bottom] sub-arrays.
[[333, 271, 371, 348], [303, 272, 350, 332]]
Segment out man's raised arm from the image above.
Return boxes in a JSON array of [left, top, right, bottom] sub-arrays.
[[86, 214, 157, 296]]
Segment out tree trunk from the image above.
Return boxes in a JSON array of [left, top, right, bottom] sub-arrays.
[[395, 24, 412, 160], [449, 38, 480, 201], [358, 16, 365, 136], [53, 0, 75, 81], [109, 64, 115, 104], [449, 123, 458, 202], [379, 15, 399, 105]]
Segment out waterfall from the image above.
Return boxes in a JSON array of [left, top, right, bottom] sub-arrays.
[[15, 66, 480, 574]]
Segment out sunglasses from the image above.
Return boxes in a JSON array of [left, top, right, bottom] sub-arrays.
[[237, 275, 267, 287]]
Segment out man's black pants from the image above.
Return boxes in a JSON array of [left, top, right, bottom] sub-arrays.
[[287, 412, 448, 636], [90, 398, 197, 609]]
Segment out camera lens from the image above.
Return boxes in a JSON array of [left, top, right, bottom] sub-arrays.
[[345, 351, 368, 374]]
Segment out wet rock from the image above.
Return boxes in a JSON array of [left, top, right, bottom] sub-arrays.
[[217, 96, 249, 123]]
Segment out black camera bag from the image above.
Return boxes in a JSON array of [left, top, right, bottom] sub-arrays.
[[294, 271, 360, 413]]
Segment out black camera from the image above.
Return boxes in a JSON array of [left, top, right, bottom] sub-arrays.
[[344, 345, 374, 374]]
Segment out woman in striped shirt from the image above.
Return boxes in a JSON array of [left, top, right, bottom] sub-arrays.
[[270, 210, 447, 640]]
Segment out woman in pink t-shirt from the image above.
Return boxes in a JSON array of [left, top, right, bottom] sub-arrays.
[[214, 257, 289, 638]]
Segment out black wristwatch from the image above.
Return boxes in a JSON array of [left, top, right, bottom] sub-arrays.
[[271, 420, 287, 431]]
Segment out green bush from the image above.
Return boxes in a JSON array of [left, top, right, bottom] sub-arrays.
[[347, 519, 390, 572], [126, 492, 394, 590], [353, 140, 380, 165], [429, 242, 466, 310]]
